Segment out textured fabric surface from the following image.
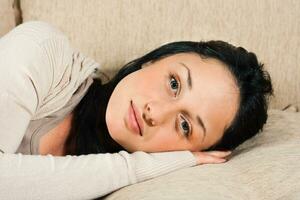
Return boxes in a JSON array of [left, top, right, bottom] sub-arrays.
[[103, 109, 300, 200], [2, 1, 300, 199], [20, 0, 300, 110], [0, 0, 15, 37]]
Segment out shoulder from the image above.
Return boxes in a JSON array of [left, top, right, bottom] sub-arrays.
[[10, 20, 69, 45]]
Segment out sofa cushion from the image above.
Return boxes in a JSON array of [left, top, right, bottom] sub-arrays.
[[20, 0, 300, 110], [0, 0, 15, 37], [102, 109, 300, 200]]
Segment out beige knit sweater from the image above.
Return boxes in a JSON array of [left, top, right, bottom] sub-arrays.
[[0, 21, 197, 199]]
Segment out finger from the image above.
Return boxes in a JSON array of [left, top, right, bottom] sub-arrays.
[[205, 151, 231, 158], [196, 153, 227, 164]]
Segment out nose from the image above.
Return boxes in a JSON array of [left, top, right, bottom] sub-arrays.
[[142, 100, 176, 127]]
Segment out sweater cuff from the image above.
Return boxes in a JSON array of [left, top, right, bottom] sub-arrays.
[[125, 150, 197, 183]]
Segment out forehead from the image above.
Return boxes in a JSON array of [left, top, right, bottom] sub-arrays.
[[158, 52, 226, 68], [157, 53, 238, 95]]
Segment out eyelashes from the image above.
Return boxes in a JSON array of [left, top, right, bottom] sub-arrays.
[[169, 73, 180, 96], [168, 73, 191, 138]]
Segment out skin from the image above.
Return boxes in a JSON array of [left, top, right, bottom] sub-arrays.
[[39, 113, 73, 156], [105, 52, 240, 153]]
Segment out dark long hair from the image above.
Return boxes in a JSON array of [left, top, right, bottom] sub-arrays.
[[64, 40, 274, 155]]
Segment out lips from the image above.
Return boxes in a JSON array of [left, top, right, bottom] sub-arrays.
[[126, 100, 143, 136], [131, 101, 144, 135]]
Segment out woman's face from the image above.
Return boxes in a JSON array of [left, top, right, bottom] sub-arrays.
[[105, 53, 240, 153]]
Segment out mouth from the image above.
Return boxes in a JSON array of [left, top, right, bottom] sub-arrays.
[[127, 100, 143, 136]]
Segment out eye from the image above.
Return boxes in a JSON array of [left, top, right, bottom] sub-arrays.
[[168, 73, 192, 138], [179, 115, 191, 138], [168, 73, 180, 96]]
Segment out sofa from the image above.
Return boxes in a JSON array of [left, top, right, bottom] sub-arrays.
[[1, 0, 299, 199]]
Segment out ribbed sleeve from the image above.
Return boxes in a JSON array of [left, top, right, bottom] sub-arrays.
[[0, 150, 196, 199], [119, 150, 197, 182]]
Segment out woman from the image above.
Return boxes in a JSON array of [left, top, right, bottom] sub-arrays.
[[0, 21, 273, 199]]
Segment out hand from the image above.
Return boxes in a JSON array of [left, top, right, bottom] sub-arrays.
[[192, 150, 232, 165]]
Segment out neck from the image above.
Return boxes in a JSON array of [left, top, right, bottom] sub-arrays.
[[39, 113, 73, 156]]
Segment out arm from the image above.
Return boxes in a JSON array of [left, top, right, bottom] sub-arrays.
[[0, 20, 99, 153], [0, 21, 50, 152], [0, 150, 196, 199]]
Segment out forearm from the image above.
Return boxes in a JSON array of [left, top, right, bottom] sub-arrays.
[[0, 150, 196, 200]]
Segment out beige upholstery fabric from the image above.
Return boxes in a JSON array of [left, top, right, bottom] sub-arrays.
[[20, 0, 300, 110], [0, 0, 15, 37], [103, 109, 300, 200]]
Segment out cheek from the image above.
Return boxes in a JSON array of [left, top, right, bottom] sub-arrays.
[[143, 130, 183, 152], [105, 108, 123, 142], [135, 77, 157, 94], [134, 70, 167, 98]]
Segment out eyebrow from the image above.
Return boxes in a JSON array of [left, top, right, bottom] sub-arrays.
[[179, 62, 207, 140]]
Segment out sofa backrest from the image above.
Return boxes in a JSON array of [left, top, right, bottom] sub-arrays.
[[0, 0, 16, 37], [2, 0, 300, 110]]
